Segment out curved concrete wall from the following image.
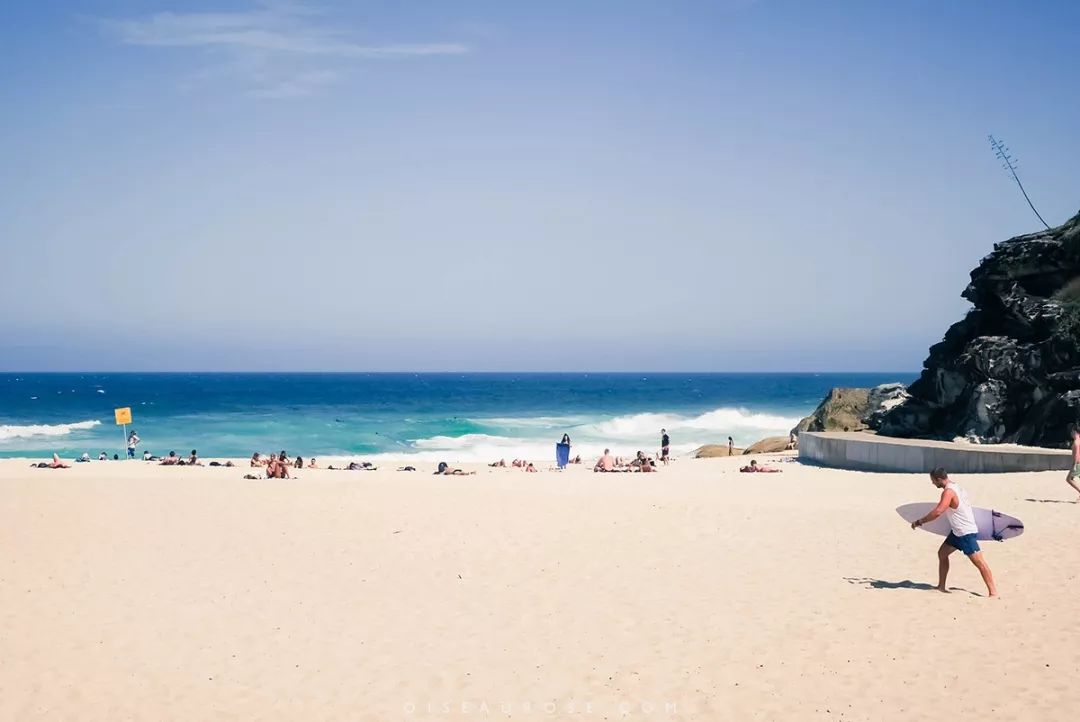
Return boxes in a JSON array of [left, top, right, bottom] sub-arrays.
[[799, 432, 1071, 474]]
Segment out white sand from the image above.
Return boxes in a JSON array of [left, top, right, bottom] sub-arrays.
[[2, 455, 1079, 721]]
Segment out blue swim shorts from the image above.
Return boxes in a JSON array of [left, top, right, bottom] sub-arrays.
[[945, 532, 981, 556], [127, 447, 135, 458]]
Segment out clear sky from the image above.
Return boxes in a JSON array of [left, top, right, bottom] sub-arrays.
[[2, 0, 1078, 372]]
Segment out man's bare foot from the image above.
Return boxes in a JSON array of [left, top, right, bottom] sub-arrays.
[[937, 586, 950, 594]]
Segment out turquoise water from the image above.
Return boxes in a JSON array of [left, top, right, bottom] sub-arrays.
[[0, 373, 912, 462]]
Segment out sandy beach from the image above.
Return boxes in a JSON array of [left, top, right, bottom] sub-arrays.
[[2, 455, 1079, 721]]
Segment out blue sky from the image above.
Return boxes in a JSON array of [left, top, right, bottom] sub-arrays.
[[2, 0, 1078, 371]]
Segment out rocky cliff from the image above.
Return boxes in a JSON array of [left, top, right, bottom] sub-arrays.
[[880, 210, 1080, 446]]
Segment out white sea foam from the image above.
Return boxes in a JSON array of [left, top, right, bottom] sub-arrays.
[[0, 419, 102, 442], [390, 406, 802, 463], [580, 407, 800, 438]]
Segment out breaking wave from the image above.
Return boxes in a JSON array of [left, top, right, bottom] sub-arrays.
[[0, 419, 102, 442]]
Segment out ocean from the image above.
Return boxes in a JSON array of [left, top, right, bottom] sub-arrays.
[[0, 373, 912, 462]]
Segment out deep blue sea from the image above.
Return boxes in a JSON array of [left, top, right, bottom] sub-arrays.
[[0, 373, 913, 462]]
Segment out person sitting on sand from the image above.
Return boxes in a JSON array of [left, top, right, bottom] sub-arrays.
[[571, 455, 582, 464], [98, 452, 108, 461], [740, 460, 780, 473], [266, 457, 289, 479], [251, 452, 264, 467], [525, 462, 537, 473], [308, 458, 318, 468], [786, 432, 798, 451], [295, 456, 304, 469], [278, 450, 292, 467], [188, 450, 203, 466], [639, 456, 657, 472], [594, 449, 616, 472], [77, 453, 91, 463], [160, 451, 179, 466], [142, 450, 152, 461]]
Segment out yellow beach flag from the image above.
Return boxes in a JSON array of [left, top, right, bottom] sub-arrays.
[[114, 407, 132, 425]]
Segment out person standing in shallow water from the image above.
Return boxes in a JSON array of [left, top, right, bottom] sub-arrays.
[[910, 467, 997, 598]]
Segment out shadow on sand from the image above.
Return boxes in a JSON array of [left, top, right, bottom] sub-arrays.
[[843, 577, 982, 596], [1024, 498, 1077, 504]]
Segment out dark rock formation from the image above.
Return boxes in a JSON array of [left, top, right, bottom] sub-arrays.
[[880, 210, 1080, 446]]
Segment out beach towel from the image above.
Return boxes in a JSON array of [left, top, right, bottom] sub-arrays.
[[555, 442, 570, 469]]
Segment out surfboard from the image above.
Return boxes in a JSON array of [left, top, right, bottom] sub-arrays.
[[896, 503, 1024, 541]]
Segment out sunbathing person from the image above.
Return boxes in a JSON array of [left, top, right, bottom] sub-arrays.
[[307, 458, 318, 468], [740, 460, 781, 473], [48, 453, 70, 469], [251, 452, 264, 467], [159, 451, 180, 466], [435, 461, 474, 476], [188, 450, 203, 466], [489, 459, 507, 468], [525, 462, 537, 473]]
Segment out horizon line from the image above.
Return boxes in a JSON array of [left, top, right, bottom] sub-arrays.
[[0, 370, 920, 375]]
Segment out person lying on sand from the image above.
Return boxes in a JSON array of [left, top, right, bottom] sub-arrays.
[[436, 461, 475, 476], [159, 451, 179, 466], [489, 459, 507, 468], [47, 453, 70, 469], [740, 460, 780, 473]]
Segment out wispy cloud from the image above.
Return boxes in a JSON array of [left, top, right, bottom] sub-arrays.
[[100, 1, 469, 98]]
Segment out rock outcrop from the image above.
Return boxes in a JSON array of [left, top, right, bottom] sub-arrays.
[[793, 384, 909, 434], [694, 444, 744, 458], [743, 436, 790, 454], [880, 210, 1080, 446]]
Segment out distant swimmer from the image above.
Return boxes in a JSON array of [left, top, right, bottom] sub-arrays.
[[1066, 426, 1080, 501], [910, 468, 997, 598]]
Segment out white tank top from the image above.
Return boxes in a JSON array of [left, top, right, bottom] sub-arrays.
[[945, 482, 979, 537]]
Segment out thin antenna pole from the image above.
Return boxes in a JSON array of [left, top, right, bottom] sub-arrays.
[[988, 134, 1051, 230]]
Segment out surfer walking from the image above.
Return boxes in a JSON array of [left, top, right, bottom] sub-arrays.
[[1065, 426, 1080, 501], [911, 468, 997, 598]]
